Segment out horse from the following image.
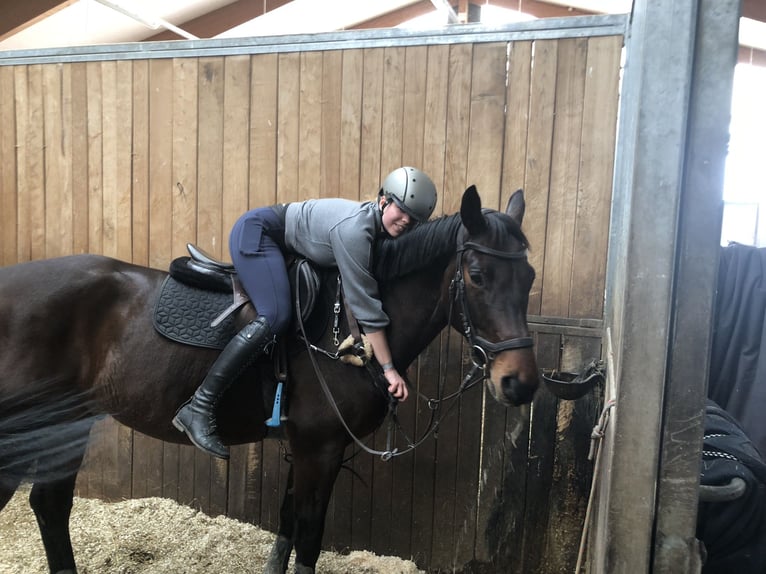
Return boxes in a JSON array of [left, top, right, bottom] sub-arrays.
[[0, 185, 540, 574]]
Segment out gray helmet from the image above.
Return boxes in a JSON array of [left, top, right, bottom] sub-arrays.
[[379, 166, 437, 222]]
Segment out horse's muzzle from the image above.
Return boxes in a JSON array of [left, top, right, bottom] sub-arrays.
[[501, 375, 537, 406]]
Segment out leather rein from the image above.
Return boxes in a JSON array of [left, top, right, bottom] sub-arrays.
[[298, 239, 533, 461]]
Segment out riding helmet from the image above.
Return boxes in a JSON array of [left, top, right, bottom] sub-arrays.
[[379, 166, 437, 222]]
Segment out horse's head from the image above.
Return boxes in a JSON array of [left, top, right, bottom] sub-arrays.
[[455, 186, 539, 406]]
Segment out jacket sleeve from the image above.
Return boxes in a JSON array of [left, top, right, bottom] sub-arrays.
[[328, 219, 389, 332]]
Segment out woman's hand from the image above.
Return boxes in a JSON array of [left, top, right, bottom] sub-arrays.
[[383, 368, 409, 401], [364, 330, 408, 401]]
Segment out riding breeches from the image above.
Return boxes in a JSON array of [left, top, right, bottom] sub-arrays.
[[229, 206, 291, 335]]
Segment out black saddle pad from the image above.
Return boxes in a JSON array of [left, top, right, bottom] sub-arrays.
[[153, 276, 239, 349]]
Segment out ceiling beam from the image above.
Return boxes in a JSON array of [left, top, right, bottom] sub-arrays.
[[0, 0, 77, 41], [145, 0, 291, 41]]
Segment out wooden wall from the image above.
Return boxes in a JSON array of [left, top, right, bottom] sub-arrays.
[[0, 31, 622, 572]]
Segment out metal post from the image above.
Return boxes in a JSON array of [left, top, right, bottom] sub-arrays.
[[595, 0, 740, 572]]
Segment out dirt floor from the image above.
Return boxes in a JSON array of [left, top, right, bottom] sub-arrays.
[[0, 486, 425, 574]]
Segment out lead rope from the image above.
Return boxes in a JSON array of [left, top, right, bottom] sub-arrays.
[[575, 398, 617, 573]]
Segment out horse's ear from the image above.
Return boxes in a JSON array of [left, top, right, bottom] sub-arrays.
[[505, 189, 525, 226], [461, 185, 487, 235]]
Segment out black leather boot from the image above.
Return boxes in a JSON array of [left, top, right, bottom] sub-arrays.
[[172, 316, 274, 459]]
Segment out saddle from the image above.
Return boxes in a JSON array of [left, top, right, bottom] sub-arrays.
[[153, 244, 324, 350]]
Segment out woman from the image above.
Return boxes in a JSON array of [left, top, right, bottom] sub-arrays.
[[173, 166, 438, 459]]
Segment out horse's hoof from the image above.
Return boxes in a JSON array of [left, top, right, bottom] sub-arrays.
[[294, 564, 314, 574]]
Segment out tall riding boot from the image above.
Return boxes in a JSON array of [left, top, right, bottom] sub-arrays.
[[172, 316, 274, 459]]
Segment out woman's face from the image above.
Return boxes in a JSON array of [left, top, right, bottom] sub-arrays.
[[379, 197, 413, 237]]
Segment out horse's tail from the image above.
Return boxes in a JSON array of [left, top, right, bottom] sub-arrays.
[[0, 377, 99, 487]]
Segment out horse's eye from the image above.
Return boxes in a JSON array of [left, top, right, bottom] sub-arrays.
[[469, 270, 484, 286]]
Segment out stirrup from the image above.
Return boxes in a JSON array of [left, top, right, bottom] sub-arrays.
[[265, 381, 286, 427]]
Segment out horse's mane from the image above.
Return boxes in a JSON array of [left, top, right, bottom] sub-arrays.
[[373, 209, 530, 281], [374, 214, 462, 280]]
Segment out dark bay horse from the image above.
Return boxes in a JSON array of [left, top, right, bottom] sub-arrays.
[[0, 186, 539, 574]]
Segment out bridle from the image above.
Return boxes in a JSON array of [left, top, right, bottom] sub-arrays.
[[452, 239, 534, 378], [298, 235, 535, 461]]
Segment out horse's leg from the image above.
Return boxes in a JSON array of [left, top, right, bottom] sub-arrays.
[[264, 466, 295, 574], [291, 445, 345, 574], [29, 472, 81, 574]]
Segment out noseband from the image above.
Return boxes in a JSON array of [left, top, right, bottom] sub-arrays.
[[452, 240, 534, 371]]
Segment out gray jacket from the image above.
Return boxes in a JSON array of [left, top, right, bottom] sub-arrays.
[[285, 198, 388, 332]]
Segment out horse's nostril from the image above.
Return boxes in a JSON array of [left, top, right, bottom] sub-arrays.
[[502, 376, 536, 405]]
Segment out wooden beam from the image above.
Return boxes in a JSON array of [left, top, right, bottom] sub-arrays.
[[351, 0, 434, 29], [0, 0, 76, 41], [739, 45, 766, 67], [491, 0, 592, 18], [144, 0, 292, 41], [742, 0, 766, 22]]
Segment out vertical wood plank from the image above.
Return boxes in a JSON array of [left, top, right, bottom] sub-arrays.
[[171, 58, 199, 259], [442, 43, 472, 213], [400, 45, 427, 168], [337, 49, 363, 201], [42, 63, 73, 258], [117, 58, 137, 258], [85, 62, 103, 255], [222, 55, 250, 252], [148, 58, 173, 268], [297, 51, 322, 202], [524, 40, 558, 315], [197, 57, 225, 258], [501, 41, 532, 209], [358, 48, 383, 199], [70, 62, 88, 255], [13, 66, 30, 263], [0, 66, 17, 265], [248, 53, 278, 209], [25, 65, 45, 261], [465, 42, 507, 207], [570, 35, 622, 319], [131, 60, 150, 267], [320, 50, 342, 200], [421, 45, 449, 208], [541, 38, 587, 318], [276, 52, 300, 205], [378, 46, 405, 181], [101, 60, 118, 259]]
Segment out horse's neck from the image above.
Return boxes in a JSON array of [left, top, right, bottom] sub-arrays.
[[383, 259, 455, 369]]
